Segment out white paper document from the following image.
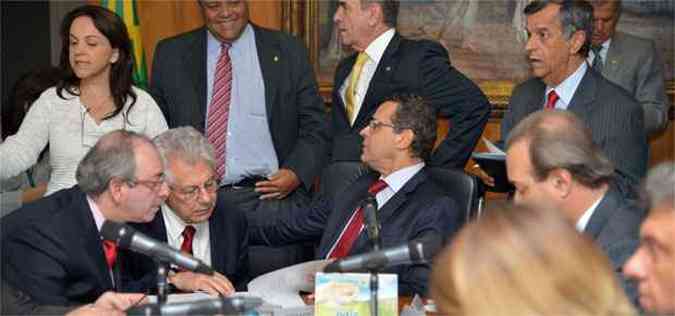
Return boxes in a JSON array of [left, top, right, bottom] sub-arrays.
[[247, 259, 329, 308], [483, 137, 506, 155]]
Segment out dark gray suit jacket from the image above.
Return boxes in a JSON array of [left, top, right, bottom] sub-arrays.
[[502, 68, 648, 190], [602, 32, 670, 135], [252, 168, 463, 295], [584, 185, 645, 307], [150, 25, 329, 190]]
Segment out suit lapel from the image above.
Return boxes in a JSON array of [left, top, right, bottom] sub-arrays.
[[253, 25, 279, 122], [350, 169, 427, 254], [334, 54, 357, 127], [208, 206, 224, 273], [584, 188, 618, 241], [353, 34, 401, 128], [603, 34, 623, 80], [568, 68, 597, 113], [77, 191, 115, 289], [182, 29, 208, 123]]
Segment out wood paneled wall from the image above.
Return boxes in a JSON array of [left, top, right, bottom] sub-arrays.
[[136, 0, 281, 75]]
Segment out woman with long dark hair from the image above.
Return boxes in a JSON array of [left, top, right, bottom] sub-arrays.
[[0, 5, 167, 196]]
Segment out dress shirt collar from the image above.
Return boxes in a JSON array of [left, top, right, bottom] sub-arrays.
[[576, 192, 605, 232], [364, 28, 396, 65], [207, 23, 253, 56], [545, 62, 587, 109], [86, 195, 106, 232], [588, 38, 611, 64], [161, 203, 209, 243], [380, 162, 425, 194]]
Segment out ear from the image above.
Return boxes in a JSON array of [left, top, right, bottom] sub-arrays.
[[108, 177, 127, 203], [568, 30, 586, 55], [395, 129, 415, 151], [548, 168, 573, 198], [110, 48, 120, 64], [366, 2, 382, 27]]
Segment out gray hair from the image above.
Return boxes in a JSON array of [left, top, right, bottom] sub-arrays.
[[389, 95, 437, 161], [152, 127, 216, 184], [362, 0, 399, 28], [643, 162, 675, 209], [506, 110, 614, 188], [524, 0, 594, 57], [76, 130, 153, 197]]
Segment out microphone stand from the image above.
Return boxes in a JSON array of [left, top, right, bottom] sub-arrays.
[[364, 196, 381, 316], [155, 259, 170, 304]]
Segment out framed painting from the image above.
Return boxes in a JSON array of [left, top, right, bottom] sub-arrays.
[[282, 0, 674, 111]]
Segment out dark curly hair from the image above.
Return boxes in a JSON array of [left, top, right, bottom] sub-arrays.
[[389, 95, 437, 161]]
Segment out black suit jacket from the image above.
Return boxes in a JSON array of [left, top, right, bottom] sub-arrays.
[[1, 282, 74, 315], [502, 68, 648, 189], [150, 25, 329, 189], [252, 167, 463, 295], [1, 186, 117, 306], [584, 185, 645, 306], [122, 193, 249, 291], [331, 33, 491, 169]]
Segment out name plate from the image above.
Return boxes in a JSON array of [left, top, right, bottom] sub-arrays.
[[314, 272, 398, 316]]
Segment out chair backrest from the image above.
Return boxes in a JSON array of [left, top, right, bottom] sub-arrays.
[[427, 167, 484, 222], [318, 162, 370, 199]]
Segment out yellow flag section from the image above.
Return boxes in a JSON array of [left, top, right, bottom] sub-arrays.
[[101, 0, 148, 89]]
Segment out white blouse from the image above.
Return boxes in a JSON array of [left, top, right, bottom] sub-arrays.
[[0, 86, 168, 196]]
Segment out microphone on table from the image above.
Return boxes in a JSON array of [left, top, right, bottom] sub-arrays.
[[324, 238, 441, 273], [101, 220, 214, 275], [126, 296, 263, 316]]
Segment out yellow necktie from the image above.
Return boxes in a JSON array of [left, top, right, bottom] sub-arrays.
[[345, 52, 369, 124]]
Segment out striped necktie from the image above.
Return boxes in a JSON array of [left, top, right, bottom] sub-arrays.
[[207, 42, 232, 180]]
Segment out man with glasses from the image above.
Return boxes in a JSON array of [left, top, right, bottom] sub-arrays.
[[1, 130, 169, 306], [252, 95, 462, 295], [123, 127, 248, 296]]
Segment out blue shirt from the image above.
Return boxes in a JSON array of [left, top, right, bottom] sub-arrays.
[[206, 24, 279, 185], [545, 62, 587, 110]]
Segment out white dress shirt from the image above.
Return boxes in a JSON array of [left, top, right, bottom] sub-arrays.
[[340, 28, 396, 125], [575, 193, 605, 232], [545, 62, 588, 110], [161, 204, 212, 266], [587, 39, 611, 67]]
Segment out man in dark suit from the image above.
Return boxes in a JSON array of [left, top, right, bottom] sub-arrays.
[[330, 0, 491, 169], [501, 0, 648, 195], [1, 130, 169, 305], [123, 127, 248, 294], [252, 96, 463, 295], [589, 0, 670, 135], [149, 0, 330, 276], [505, 110, 643, 305]]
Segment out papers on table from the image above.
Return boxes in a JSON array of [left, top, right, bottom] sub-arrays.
[[248, 259, 329, 308]]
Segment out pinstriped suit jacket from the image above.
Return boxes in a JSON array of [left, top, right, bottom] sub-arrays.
[[501, 68, 648, 190]]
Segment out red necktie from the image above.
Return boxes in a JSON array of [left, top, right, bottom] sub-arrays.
[[207, 42, 232, 180], [102, 240, 117, 269], [545, 90, 559, 110], [328, 179, 389, 259], [180, 225, 196, 256]]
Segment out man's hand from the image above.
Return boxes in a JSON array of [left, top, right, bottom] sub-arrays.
[[169, 271, 235, 296], [255, 168, 301, 200], [65, 292, 147, 316], [94, 292, 147, 311]]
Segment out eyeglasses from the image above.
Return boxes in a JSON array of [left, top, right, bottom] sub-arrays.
[[169, 178, 219, 201], [367, 119, 396, 131], [127, 174, 166, 192]]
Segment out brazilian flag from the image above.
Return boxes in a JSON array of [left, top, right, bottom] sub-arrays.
[[101, 0, 148, 89]]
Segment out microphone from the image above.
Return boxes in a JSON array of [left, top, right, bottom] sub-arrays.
[[126, 296, 263, 316], [101, 221, 214, 275], [362, 196, 381, 251], [324, 239, 440, 273]]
